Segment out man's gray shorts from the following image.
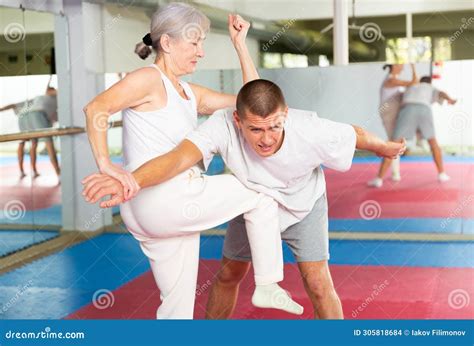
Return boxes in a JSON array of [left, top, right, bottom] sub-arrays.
[[223, 193, 329, 263], [392, 103, 435, 140]]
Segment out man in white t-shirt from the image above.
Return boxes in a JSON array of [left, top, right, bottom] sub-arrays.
[[82, 79, 405, 319]]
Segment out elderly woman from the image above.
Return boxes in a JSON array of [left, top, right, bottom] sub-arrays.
[[83, 2, 301, 319]]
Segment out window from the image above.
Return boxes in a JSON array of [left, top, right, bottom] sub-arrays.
[[262, 53, 308, 68], [385, 36, 432, 63], [433, 37, 452, 61]]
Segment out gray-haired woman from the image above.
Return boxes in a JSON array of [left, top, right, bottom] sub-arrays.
[[83, 2, 302, 319]]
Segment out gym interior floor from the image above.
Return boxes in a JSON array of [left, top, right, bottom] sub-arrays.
[[0, 154, 472, 319]]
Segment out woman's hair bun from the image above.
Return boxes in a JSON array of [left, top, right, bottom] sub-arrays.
[[142, 33, 153, 46]]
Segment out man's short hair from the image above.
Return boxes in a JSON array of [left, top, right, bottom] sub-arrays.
[[236, 79, 286, 118], [420, 76, 432, 84]]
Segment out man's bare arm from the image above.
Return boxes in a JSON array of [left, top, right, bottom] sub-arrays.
[[132, 139, 203, 188], [82, 140, 203, 207], [438, 91, 457, 105], [352, 125, 406, 158]]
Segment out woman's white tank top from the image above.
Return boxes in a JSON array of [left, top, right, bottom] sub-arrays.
[[380, 75, 403, 104], [122, 64, 198, 171]]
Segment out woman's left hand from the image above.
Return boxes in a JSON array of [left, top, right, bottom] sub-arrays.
[[228, 14, 250, 49]]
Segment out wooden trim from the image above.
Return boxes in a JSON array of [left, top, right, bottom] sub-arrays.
[[0, 121, 122, 143]]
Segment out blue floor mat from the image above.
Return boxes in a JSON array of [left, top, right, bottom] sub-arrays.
[[0, 229, 59, 257], [330, 218, 474, 234], [0, 205, 62, 226], [0, 205, 120, 226], [0, 233, 149, 319]]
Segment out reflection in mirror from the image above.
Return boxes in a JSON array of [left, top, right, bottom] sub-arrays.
[[0, 7, 60, 252]]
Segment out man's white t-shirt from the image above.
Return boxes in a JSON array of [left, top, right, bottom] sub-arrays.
[[402, 83, 441, 107], [186, 108, 357, 230]]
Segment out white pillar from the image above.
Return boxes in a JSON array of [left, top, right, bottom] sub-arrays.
[[406, 12, 413, 63], [333, 0, 349, 65], [54, 0, 111, 232]]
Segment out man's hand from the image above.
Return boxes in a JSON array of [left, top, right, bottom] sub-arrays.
[[376, 138, 406, 159], [447, 98, 457, 105], [82, 173, 125, 208], [98, 160, 140, 201]]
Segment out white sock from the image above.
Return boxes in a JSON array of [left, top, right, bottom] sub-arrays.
[[252, 283, 304, 315], [438, 172, 450, 182], [367, 177, 383, 188]]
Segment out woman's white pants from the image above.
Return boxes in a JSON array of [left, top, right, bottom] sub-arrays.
[[120, 167, 283, 319]]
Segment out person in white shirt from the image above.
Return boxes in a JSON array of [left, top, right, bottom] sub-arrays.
[[0, 86, 59, 178], [368, 63, 417, 187], [0, 100, 32, 177], [368, 76, 457, 187], [27, 87, 60, 178], [82, 79, 406, 319]]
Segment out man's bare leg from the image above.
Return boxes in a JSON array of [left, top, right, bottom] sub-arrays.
[[206, 257, 250, 319], [427, 138, 444, 173], [30, 139, 39, 177], [44, 139, 61, 176], [368, 156, 393, 187], [377, 157, 392, 179], [17, 141, 26, 178], [298, 260, 343, 319]]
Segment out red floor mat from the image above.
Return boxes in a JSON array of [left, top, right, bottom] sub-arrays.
[[326, 162, 474, 218], [66, 260, 474, 320]]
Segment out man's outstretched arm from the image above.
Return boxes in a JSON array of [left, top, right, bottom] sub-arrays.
[[132, 139, 203, 188], [352, 125, 406, 158], [82, 140, 203, 207]]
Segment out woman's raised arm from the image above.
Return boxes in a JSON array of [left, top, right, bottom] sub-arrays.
[[190, 14, 259, 115]]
